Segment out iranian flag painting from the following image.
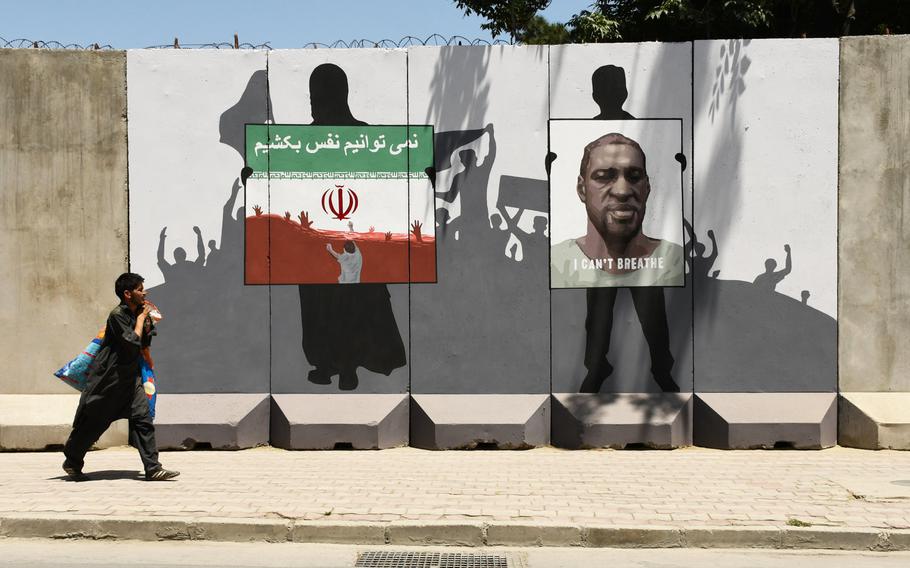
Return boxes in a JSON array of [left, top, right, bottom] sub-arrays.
[[244, 124, 436, 284]]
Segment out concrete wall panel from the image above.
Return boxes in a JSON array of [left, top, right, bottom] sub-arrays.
[[549, 43, 694, 394], [408, 46, 550, 394], [693, 39, 838, 392], [127, 49, 270, 393], [267, 49, 410, 394], [0, 50, 127, 394], [839, 36, 910, 392]]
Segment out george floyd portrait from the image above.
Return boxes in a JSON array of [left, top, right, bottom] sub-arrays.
[[549, 119, 685, 289]]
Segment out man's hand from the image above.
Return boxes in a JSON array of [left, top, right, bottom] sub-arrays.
[[193, 226, 201, 235], [326, 244, 333, 252], [134, 302, 152, 338], [160, 227, 167, 238], [707, 229, 715, 238], [784, 244, 791, 253]]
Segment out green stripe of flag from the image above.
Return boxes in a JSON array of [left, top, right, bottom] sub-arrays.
[[245, 125, 433, 175]]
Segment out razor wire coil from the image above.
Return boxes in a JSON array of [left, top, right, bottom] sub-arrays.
[[1, 35, 512, 50]]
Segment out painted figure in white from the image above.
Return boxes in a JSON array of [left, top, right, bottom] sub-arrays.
[[326, 241, 362, 284]]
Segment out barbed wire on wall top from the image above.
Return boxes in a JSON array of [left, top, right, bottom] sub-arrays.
[[1, 35, 512, 50], [1, 36, 115, 50], [146, 34, 513, 49]]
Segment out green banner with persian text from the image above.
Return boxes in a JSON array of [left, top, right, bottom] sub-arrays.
[[245, 124, 433, 179]]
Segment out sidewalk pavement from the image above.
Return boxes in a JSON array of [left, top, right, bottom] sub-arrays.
[[2, 446, 910, 550]]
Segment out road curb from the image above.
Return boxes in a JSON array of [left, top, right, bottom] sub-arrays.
[[2, 515, 910, 551]]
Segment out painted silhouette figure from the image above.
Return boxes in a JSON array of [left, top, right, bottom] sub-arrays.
[[157, 226, 205, 284], [219, 70, 273, 159], [498, 213, 549, 265], [683, 219, 718, 279], [435, 207, 461, 243], [579, 65, 679, 393], [488, 212, 513, 260], [592, 65, 635, 120], [522, 216, 550, 266], [801, 290, 810, 305], [299, 63, 406, 391], [753, 244, 792, 292], [434, 125, 497, 245]]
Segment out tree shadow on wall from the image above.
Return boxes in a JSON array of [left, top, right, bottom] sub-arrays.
[[411, 45, 551, 394], [143, 70, 272, 394], [424, 46, 491, 134], [694, 39, 752, 317]]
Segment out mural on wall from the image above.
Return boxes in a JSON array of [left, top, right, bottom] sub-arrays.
[[550, 44, 694, 395], [691, 39, 838, 392], [267, 54, 411, 394], [244, 122, 436, 285], [408, 46, 551, 395], [127, 50, 271, 394], [123, 40, 839, 404], [549, 119, 685, 289]]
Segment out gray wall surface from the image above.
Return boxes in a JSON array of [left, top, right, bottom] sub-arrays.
[[9, 37, 897, 408], [408, 46, 551, 394], [0, 50, 128, 395], [126, 50, 271, 394], [692, 39, 839, 392], [548, 43, 694, 394], [839, 35, 910, 392]]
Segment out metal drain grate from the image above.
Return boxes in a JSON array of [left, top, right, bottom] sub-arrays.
[[355, 551, 515, 568]]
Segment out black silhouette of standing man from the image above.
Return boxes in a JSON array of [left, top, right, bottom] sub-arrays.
[[298, 64, 406, 391], [580, 65, 678, 393]]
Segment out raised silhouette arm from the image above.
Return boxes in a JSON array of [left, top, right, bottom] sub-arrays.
[[483, 124, 496, 168], [779, 244, 792, 277], [707, 229, 718, 261], [499, 205, 521, 231], [683, 218, 696, 256], [157, 227, 170, 273], [193, 226, 205, 265], [326, 243, 340, 259], [224, 178, 241, 223]]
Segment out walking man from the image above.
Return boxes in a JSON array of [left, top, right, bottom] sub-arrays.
[[62, 273, 179, 481]]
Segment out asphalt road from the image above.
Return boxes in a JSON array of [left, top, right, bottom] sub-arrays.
[[1, 539, 909, 568]]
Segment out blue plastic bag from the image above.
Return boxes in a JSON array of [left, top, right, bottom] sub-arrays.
[[54, 332, 104, 392]]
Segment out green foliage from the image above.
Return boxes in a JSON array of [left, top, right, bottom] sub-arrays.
[[568, 10, 623, 41], [455, 0, 553, 39], [519, 14, 571, 44], [457, 0, 910, 43]]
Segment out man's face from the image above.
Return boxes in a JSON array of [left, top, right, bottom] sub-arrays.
[[577, 142, 649, 242], [123, 283, 147, 310]]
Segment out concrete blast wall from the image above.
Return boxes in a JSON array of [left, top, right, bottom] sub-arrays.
[[839, 36, 910, 393], [1, 36, 906, 450], [0, 50, 128, 395]]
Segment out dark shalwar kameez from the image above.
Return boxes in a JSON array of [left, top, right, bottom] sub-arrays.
[[63, 303, 161, 474]]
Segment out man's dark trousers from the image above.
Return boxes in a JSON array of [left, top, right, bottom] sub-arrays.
[[63, 378, 160, 474]]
